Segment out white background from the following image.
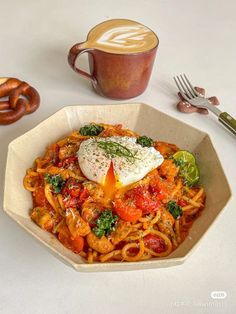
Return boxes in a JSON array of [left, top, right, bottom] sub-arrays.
[[0, 1, 236, 313]]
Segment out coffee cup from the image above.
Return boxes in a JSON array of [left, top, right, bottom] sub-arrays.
[[68, 19, 159, 99]]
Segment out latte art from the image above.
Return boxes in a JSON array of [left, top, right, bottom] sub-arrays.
[[96, 26, 151, 49], [81, 19, 158, 54]]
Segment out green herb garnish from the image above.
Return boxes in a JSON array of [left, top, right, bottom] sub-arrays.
[[93, 209, 118, 238], [136, 136, 154, 147], [45, 173, 65, 193], [97, 140, 138, 161], [167, 201, 183, 219], [79, 124, 104, 136]]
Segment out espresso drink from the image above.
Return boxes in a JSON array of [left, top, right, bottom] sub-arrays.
[[68, 19, 158, 99], [81, 19, 158, 54]]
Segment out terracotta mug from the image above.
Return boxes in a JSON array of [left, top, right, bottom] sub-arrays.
[[68, 19, 159, 99]]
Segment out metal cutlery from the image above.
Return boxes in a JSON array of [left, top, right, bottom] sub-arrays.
[[173, 74, 236, 136]]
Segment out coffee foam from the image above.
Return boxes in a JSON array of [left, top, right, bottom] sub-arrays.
[[81, 19, 158, 54]]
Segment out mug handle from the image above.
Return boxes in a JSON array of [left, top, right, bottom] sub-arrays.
[[68, 42, 97, 85]]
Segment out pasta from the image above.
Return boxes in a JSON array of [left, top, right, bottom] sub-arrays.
[[24, 123, 206, 263]]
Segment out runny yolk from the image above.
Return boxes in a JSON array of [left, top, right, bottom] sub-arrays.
[[103, 162, 119, 205]]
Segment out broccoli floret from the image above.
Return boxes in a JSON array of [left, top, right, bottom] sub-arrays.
[[136, 135, 154, 147], [167, 201, 183, 219], [79, 124, 104, 136], [45, 173, 65, 193], [93, 209, 118, 238]]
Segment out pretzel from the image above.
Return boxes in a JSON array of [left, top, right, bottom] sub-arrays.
[[176, 86, 220, 114], [0, 77, 40, 125]]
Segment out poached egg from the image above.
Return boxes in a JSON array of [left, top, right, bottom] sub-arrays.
[[77, 137, 163, 200]]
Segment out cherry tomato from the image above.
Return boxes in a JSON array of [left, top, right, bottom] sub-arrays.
[[148, 184, 165, 201], [71, 188, 81, 198], [134, 195, 160, 215], [58, 226, 84, 253], [62, 178, 81, 197], [126, 246, 139, 255], [144, 234, 166, 253], [113, 198, 142, 223], [62, 179, 89, 208], [33, 186, 47, 206], [150, 177, 170, 202], [149, 174, 170, 200], [63, 196, 78, 208], [79, 188, 90, 203], [125, 186, 161, 215]]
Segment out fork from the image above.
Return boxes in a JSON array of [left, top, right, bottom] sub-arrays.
[[173, 74, 236, 136]]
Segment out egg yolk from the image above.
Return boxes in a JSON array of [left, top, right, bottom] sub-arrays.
[[103, 162, 120, 205]]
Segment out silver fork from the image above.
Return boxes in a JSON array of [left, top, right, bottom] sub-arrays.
[[173, 74, 236, 136]]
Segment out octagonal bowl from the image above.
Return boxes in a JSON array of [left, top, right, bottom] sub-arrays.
[[3, 103, 231, 271]]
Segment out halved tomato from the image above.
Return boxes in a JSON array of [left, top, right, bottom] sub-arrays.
[[113, 198, 142, 223], [125, 186, 161, 215], [62, 178, 89, 208], [144, 234, 166, 253]]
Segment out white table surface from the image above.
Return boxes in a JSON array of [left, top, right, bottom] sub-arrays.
[[0, 1, 235, 313]]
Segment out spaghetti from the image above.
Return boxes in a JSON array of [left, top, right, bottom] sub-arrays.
[[24, 123, 206, 263]]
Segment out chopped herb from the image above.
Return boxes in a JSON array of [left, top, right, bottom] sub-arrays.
[[97, 140, 138, 161], [92, 209, 118, 238], [79, 124, 104, 136], [136, 136, 154, 147], [167, 201, 183, 219], [45, 173, 65, 193]]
